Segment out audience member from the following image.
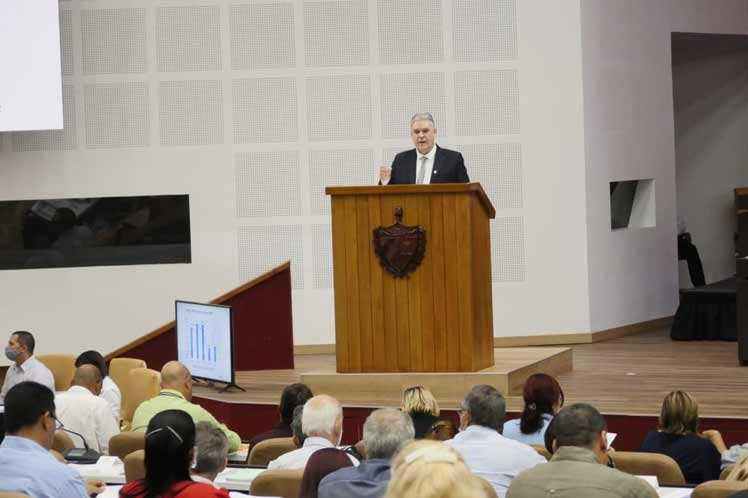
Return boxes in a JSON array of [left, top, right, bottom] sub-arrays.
[[507, 403, 657, 498], [639, 390, 724, 484], [319, 407, 414, 498], [75, 350, 121, 421], [0, 381, 105, 497], [249, 382, 312, 449], [0, 331, 54, 403], [384, 440, 496, 498], [55, 364, 119, 453], [268, 394, 357, 470], [401, 385, 445, 439], [503, 373, 563, 445], [120, 409, 229, 498], [192, 422, 228, 486], [291, 404, 306, 447], [131, 361, 241, 452], [445, 385, 545, 497], [299, 448, 354, 498]]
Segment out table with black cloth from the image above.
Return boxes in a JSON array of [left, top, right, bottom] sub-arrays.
[[671, 277, 738, 341]]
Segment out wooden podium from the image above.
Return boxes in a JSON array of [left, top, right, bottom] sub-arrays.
[[325, 183, 496, 373]]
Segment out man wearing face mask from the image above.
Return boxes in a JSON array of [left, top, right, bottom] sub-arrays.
[[0, 381, 105, 497], [0, 330, 55, 403]]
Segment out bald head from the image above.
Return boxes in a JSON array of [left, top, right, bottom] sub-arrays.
[[72, 364, 102, 395], [161, 361, 192, 400]]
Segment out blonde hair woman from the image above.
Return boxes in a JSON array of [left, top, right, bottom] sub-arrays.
[[385, 440, 496, 498], [401, 386, 454, 440], [638, 391, 726, 484]]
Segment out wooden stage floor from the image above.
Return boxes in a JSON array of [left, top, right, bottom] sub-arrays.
[[193, 328, 748, 419]]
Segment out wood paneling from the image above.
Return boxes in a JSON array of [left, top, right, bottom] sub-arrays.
[[328, 184, 495, 373]]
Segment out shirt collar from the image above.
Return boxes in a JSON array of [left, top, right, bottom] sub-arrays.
[[461, 424, 501, 437], [550, 446, 600, 465], [67, 385, 93, 395], [13, 355, 37, 372], [416, 145, 437, 161], [0, 435, 49, 454], [302, 436, 335, 449], [160, 389, 186, 399]]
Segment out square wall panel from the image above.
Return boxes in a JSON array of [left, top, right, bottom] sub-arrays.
[[455, 70, 520, 136], [453, 0, 517, 63], [309, 149, 374, 215], [453, 143, 522, 209], [61, 10, 74, 76], [157, 6, 222, 72], [81, 8, 147, 74], [12, 85, 77, 152], [306, 75, 372, 141], [231, 3, 296, 70], [492, 216, 526, 282], [304, 0, 369, 67], [159, 80, 223, 146], [233, 78, 298, 144], [238, 225, 304, 289], [380, 72, 447, 139], [377, 0, 443, 64], [84, 82, 149, 149], [235, 151, 301, 217]]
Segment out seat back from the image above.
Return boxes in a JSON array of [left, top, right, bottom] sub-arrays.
[[109, 431, 146, 460], [248, 437, 297, 466], [124, 449, 146, 482], [610, 451, 686, 485], [111, 358, 147, 427], [530, 444, 551, 461], [249, 469, 304, 498], [120, 367, 160, 430], [692, 480, 748, 498], [36, 354, 76, 392], [52, 430, 75, 453], [0, 493, 32, 498]]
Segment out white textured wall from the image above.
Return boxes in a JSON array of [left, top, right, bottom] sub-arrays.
[[580, 0, 748, 331], [673, 35, 748, 287]]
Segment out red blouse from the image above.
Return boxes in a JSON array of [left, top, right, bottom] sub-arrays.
[[119, 480, 230, 498]]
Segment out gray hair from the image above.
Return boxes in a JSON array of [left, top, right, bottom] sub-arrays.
[[291, 404, 306, 445], [302, 394, 342, 437], [193, 422, 229, 475], [410, 112, 435, 128], [463, 385, 506, 432], [553, 403, 607, 449], [363, 408, 415, 460]]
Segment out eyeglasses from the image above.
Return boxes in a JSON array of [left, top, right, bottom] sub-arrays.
[[48, 412, 64, 431]]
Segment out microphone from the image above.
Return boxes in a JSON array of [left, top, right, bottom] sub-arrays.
[[61, 428, 101, 464]]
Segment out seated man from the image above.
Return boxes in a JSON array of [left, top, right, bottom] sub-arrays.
[[0, 381, 105, 497], [55, 365, 119, 453], [249, 382, 313, 448], [0, 331, 55, 402], [507, 403, 657, 498], [268, 394, 357, 470], [191, 422, 248, 498], [131, 361, 241, 452], [446, 384, 546, 498], [319, 408, 414, 498], [75, 350, 121, 422]]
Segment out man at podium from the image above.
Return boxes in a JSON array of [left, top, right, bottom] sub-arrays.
[[380, 112, 470, 185]]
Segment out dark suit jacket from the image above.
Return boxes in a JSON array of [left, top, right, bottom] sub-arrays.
[[388, 146, 469, 184]]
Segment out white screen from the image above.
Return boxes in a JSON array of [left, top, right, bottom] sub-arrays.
[[176, 301, 233, 383], [0, 0, 63, 131]]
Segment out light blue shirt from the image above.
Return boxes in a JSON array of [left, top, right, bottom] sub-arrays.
[[502, 413, 554, 446], [0, 435, 89, 498]]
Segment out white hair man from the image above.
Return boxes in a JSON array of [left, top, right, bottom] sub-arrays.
[[318, 408, 414, 498], [268, 394, 357, 470], [379, 112, 469, 185]]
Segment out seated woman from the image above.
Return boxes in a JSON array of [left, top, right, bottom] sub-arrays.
[[120, 409, 229, 498], [75, 350, 121, 422], [503, 373, 563, 446], [401, 385, 454, 440], [638, 390, 726, 484]]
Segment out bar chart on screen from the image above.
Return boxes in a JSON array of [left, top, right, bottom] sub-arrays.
[[176, 301, 233, 383], [188, 321, 219, 364]]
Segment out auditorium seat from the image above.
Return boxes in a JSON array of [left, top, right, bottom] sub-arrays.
[[120, 367, 160, 430], [0, 492, 31, 498], [36, 354, 76, 391], [109, 431, 145, 460], [248, 437, 297, 466], [692, 480, 748, 498], [109, 358, 146, 388], [610, 451, 686, 485], [530, 444, 551, 461], [123, 449, 146, 482], [52, 430, 75, 453], [249, 469, 304, 498]]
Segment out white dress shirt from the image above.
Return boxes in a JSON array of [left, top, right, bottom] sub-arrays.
[[100, 376, 121, 422], [55, 385, 120, 454], [0, 355, 55, 403], [267, 436, 358, 470], [446, 424, 546, 498], [415, 145, 437, 184]]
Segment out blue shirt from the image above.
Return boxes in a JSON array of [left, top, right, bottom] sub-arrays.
[[502, 413, 553, 446], [318, 458, 391, 498], [0, 435, 89, 498]]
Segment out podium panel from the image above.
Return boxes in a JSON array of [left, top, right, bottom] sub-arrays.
[[326, 184, 495, 373]]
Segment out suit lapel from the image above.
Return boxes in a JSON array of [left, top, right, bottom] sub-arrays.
[[405, 149, 417, 184], [431, 145, 443, 182]]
